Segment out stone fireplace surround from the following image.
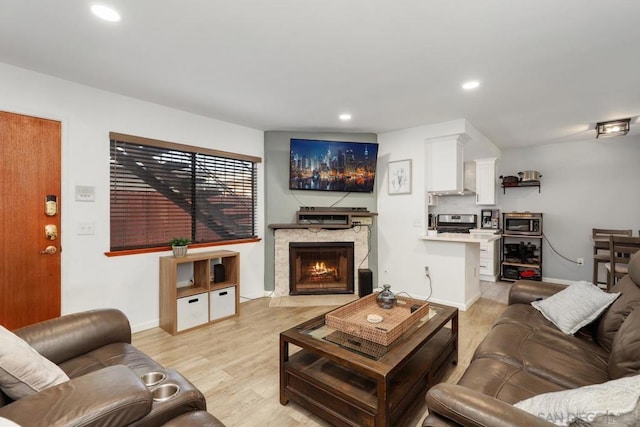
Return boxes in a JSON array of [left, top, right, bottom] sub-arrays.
[[274, 227, 369, 297]]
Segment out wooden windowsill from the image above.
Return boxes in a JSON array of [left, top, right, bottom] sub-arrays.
[[104, 237, 261, 257]]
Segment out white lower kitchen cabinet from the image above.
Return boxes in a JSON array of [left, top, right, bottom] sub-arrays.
[[479, 239, 500, 282]]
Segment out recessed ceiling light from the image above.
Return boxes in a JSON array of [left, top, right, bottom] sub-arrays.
[[339, 114, 352, 121], [462, 80, 480, 90], [91, 5, 121, 22]]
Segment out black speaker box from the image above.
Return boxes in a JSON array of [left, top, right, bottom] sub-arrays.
[[213, 264, 226, 283], [358, 268, 373, 297]]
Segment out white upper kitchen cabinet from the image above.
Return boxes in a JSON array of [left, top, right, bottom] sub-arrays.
[[426, 135, 466, 193], [474, 158, 497, 205]]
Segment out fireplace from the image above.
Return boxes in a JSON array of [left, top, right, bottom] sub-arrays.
[[289, 242, 354, 295], [273, 228, 368, 297]]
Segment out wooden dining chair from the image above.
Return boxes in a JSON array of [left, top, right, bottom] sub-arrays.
[[592, 228, 632, 287], [605, 235, 640, 291]]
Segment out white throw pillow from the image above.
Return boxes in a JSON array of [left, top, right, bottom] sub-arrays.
[[0, 417, 21, 427], [0, 325, 69, 400], [514, 375, 640, 426], [531, 281, 619, 334]]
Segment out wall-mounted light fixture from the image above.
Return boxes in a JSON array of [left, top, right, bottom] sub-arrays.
[[596, 118, 630, 138]]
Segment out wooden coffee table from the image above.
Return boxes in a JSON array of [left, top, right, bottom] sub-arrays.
[[280, 301, 458, 427]]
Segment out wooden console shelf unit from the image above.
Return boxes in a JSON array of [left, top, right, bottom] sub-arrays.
[[160, 250, 239, 335]]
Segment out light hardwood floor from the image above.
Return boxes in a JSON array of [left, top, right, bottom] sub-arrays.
[[132, 281, 511, 426]]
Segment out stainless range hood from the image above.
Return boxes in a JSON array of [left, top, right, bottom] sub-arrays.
[[430, 161, 476, 196]]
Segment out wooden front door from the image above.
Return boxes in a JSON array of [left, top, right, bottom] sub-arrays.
[[0, 111, 61, 329]]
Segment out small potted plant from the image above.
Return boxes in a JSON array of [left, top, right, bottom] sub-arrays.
[[169, 237, 191, 258]]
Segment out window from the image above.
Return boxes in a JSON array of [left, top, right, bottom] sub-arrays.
[[109, 132, 260, 252]]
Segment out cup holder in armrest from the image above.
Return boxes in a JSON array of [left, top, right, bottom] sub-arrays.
[[151, 383, 180, 402], [141, 371, 166, 387]]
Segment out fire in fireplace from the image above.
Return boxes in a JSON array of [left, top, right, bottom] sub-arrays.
[[289, 242, 354, 295]]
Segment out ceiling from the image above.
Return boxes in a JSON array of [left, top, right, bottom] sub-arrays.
[[1, 1, 639, 149]]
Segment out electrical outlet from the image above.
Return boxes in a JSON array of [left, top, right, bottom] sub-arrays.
[[424, 266, 429, 275], [577, 258, 584, 266]]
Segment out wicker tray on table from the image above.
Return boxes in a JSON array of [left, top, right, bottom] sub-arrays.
[[325, 293, 430, 346]]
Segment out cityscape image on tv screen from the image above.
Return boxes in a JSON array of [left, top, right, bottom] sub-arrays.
[[289, 138, 379, 192]]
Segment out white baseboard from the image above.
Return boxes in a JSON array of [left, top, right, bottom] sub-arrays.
[[541, 276, 574, 285], [131, 319, 158, 334], [426, 293, 480, 311]]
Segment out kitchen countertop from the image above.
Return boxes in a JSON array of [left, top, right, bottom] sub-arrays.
[[420, 232, 501, 243]]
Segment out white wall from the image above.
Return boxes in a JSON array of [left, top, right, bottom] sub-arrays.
[[377, 120, 499, 301], [498, 135, 640, 283], [0, 62, 265, 332]]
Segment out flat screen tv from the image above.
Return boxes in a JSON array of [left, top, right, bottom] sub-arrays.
[[289, 138, 379, 193]]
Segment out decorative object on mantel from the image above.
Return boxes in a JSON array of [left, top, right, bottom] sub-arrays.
[[376, 284, 397, 309], [169, 237, 191, 257], [596, 118, 630, 139], [388, 159, 411, 195]]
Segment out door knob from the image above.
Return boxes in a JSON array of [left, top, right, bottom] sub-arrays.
[[40, 246, 57, 255]]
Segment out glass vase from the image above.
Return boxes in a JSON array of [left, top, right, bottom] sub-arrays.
[[376, 284, 397, 309]]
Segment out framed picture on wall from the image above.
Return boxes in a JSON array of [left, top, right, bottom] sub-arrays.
[[388, 159, 411, 195]]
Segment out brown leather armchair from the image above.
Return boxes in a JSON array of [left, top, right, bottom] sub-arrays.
[[0, 309, 224, 427]]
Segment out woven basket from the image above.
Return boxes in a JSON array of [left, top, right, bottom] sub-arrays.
[[325, 293, 429, 346]]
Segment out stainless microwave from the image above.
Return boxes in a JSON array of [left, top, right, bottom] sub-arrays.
[[503, 212, 542, 235]]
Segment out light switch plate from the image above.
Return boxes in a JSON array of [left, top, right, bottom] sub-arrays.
[[75, 185, 95, 202], [77, 222, 95, 235]]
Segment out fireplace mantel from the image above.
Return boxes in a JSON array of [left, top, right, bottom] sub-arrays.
[[269, 210, 377, 230], [269, 224, 345, 230]]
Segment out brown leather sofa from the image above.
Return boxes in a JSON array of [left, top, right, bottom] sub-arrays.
[[424, 252, 640, 427], [0, 309, 225, 427]]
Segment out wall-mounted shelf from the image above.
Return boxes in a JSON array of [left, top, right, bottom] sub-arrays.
[[502, 181, 541, 194]]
